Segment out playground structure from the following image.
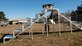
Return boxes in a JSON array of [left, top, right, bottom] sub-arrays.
[[3, 4, 82, 43]]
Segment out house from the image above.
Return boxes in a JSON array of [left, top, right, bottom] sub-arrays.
[[9, 18, 31, 24]]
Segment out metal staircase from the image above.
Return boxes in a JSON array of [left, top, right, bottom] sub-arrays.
[[3, 4, 82, 43]]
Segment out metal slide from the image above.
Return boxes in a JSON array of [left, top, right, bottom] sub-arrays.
[[60, 14, 82, 30]]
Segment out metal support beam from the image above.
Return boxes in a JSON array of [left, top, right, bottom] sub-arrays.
[[13, 31, 15, 38], [42, 23, 45, 35], [31, 19, 33, 39], [58, 10, 61, 36], [29, 29, 31, 37], [31, 26, 33, 39], [70, 23, 72, 33], [70, 17, 72, 33], [3, 38, 5, 43], [45, 9, 49, 37]]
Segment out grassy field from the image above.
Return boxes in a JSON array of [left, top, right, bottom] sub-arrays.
[[0, 23, 82, 46], [0, 31, 82, 46]]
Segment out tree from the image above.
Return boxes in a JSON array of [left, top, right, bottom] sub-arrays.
[[71, 4, 82, 21], [77, 5, 82, 11], [0, 11, 8, 21]]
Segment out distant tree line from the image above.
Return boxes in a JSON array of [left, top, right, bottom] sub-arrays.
[[71, 4, 82, 21], [0, 11, 8, 21]]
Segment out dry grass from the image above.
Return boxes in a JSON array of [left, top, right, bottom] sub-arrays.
[[0, 32, 82, 46], [0, 23, 82, 46], [0, 24, 22, 34]]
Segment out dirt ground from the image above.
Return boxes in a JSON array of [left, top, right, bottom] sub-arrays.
[[0, 23, 81, 46]]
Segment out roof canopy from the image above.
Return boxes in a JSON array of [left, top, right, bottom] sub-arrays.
[[42, 4, 54, 8]]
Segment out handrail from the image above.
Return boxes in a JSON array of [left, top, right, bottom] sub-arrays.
[[13, 12, 45, 38]]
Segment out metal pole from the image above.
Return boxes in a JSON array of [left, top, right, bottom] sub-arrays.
[[52, 12, 54, 32], [31, 18, 33, 39], [22, 24, 24, 31], [3, 38, 5, 43], [45, 9, 49, 37], [46, 17, 49, 37], [13, 31, 15, 38], [29, 19, 31, 37], [31, 25, 33, 39], [29, 29, 30, 37], [58, 10, 61, 36], [70, 16, 72, 33], [42, 18, 45, 35], [42, 23, 44, 35], [70, 23, 72, 33]]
